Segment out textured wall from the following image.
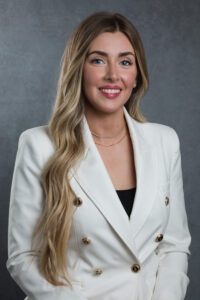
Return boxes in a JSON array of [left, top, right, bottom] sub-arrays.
[[0, 0, 199, 299]]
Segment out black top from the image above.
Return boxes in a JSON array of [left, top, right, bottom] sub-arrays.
[[116, 187, 136, 218]]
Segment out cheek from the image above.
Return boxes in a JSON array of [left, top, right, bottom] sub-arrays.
[[122, 70, 137, 87], [82, 67, 102, 89]]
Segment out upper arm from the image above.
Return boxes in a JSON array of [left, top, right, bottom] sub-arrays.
[[156, 126, 191, 257], [8, 131, 45, 257]]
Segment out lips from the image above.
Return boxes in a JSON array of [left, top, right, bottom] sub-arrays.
[[99, 85, 122, 90], [99, 85, 122, 99]]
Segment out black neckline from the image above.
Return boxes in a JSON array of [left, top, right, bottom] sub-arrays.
[[116, 187, 136, 192]]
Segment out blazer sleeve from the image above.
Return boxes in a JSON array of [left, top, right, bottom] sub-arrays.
[[6, 130, 88, 300], [152, 129, 191, 300]]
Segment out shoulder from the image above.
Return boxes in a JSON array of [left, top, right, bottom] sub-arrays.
[[19, 125, 52, 144], [18, 125, 55, 160], [134, 119, 181, 153]]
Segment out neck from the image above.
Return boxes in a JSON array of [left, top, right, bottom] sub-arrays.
[[84, 107, 126, 137]]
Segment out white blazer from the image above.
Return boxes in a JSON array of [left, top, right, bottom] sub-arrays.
[[7, 106, 191, 300]]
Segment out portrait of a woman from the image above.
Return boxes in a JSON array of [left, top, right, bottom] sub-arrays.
[[7, 11, 191, 300]]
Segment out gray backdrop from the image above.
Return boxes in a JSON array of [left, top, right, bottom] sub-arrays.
[[0, 0, 199, 299]]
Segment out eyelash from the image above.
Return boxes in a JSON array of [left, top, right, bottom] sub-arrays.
[[90, 58, 133, 66]]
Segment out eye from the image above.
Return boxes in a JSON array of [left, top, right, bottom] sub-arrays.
[[121, 60, 133, 66], [91, 58, 104, 64]]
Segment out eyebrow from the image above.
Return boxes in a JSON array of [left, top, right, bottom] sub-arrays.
[[87, 50, 136, 58]]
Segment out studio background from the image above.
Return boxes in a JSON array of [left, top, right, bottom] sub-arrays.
[[0, 0, 199, 299]]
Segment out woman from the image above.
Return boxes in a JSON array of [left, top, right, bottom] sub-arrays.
[[7, 11, 191, 300]]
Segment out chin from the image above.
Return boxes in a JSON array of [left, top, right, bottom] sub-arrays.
[[85, 98, 124, 115], [97, 104, 124, 115]]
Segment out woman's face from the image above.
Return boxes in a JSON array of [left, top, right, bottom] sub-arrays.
[[82, 31, 137, 115]]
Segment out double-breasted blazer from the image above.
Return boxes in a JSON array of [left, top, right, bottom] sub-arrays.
[[7, 106, 191, 300]]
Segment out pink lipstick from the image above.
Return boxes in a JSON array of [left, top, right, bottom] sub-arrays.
[[99, 85, 122, 99]]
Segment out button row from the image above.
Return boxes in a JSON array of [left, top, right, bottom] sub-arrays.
[[93, 263, 141, 276], [74, 196, 169, 207], [82, 234, 163, 245]]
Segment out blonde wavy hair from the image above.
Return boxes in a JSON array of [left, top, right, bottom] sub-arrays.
[[32, 11, 149, 286]]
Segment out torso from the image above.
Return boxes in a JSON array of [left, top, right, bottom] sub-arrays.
[[94, 125, 136, 190]]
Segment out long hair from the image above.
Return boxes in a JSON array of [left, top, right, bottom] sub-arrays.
[[32, 11, 149, 286]]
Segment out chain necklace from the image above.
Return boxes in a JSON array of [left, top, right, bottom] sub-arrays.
[[91, 125, 125, 139], [94, 132, 127, 147]]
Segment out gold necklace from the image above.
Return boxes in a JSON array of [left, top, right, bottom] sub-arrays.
[[94, 132, 127, 147], [91, 126, 125, 139]]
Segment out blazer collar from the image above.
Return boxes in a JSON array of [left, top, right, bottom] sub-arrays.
[[71, 106, 158, 258]]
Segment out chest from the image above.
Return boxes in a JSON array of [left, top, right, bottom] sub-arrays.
[[95, 135, 136, 190]]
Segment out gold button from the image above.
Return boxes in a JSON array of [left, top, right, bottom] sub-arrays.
[[131, 264, 140, 273], [155, 234, 163, 242], [93, 268, 103, 275], [165, 197, 169, 206], [73, 197, 83, 207], [82, 237, 91, 245]]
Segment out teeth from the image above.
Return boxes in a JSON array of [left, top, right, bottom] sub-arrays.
[[100, 88, 121, 93]]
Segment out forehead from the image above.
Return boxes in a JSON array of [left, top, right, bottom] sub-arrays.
[[88, 31, 134, 53]]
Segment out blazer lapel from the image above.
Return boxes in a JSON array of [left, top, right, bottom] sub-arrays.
[[123, 108, 158, 237], [71, 106, 158, 257]]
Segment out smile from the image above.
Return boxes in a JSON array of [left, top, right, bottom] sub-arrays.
[[99, 88, 121, 99], [99, 88, 121, 93]]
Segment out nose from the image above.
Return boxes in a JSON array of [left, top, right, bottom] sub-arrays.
[[105, 61, 119, 82]]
